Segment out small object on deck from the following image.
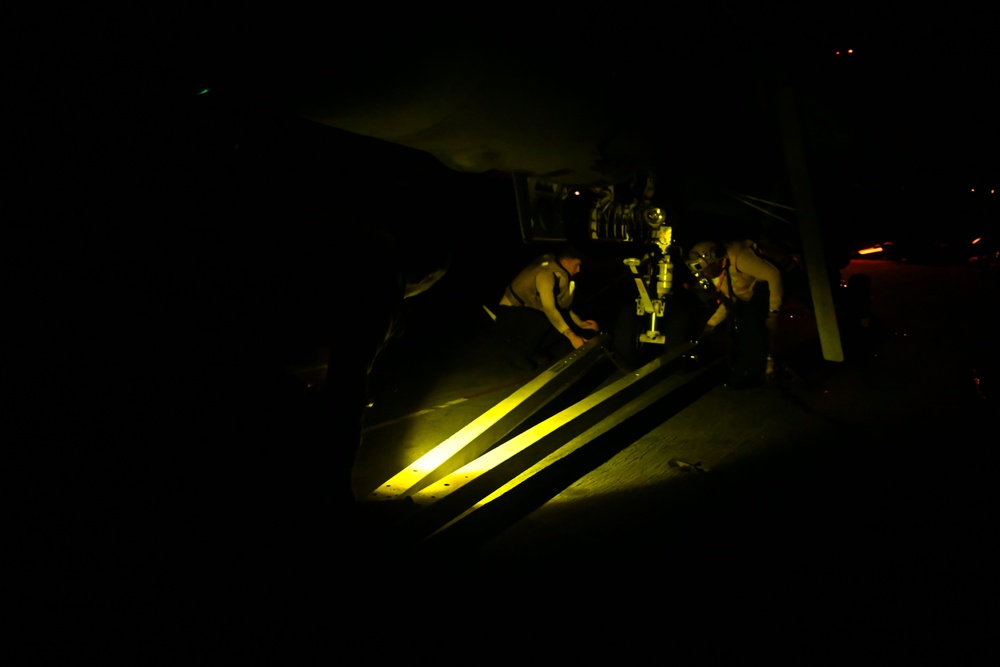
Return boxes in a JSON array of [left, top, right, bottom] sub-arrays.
[[668, 458, 707, 473]]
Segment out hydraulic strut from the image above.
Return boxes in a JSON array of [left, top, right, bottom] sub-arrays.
[[625, 225, 674, 344]]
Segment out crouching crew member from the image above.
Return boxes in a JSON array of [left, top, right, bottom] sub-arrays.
[[495, 244, 600, 370]]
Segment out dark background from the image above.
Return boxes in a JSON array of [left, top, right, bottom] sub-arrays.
[[8, 4, 999, 660]]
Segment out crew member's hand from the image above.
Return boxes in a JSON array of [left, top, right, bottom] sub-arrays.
[[766, 310, 779, 334], [578, 319, 599, 331], [696, 324, 715, 345], [563, 328, 588, 349]]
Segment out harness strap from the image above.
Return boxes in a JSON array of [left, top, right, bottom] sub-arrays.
[[506, 283, 527, 306], [507, 270, 561, 307], [720, 260, 738, 311]]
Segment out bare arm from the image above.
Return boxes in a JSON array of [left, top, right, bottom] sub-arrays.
[[569, 310, 599, 331], [706, 301, 729, 327], [535, 271, 571, 330], [536, 272, 588, 348]]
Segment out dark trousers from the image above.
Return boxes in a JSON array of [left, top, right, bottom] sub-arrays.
[[727, 284, 770, 379], [494, 305, 572, 366]]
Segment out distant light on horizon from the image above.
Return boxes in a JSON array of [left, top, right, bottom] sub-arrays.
[[858, 246, 883, 255]]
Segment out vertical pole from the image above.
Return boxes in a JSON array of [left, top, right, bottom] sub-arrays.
[[774, 86, 844, 362]]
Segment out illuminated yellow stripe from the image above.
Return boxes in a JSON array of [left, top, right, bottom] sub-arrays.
[[411, 401, 584, 503], [410, 356, 671, 505], [425, 357, 718, 540], [367, 336, 609, 500]]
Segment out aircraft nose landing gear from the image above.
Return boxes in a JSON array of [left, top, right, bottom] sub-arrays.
[[612, 226, 697, 369]]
